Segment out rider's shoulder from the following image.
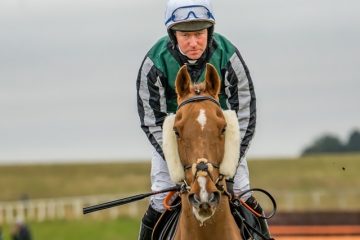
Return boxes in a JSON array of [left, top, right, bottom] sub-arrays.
[[147, 36, 171, 56], [212, 32, 237, 53]]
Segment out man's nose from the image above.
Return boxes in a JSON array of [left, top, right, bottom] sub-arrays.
[[188, 36, 197, 47]]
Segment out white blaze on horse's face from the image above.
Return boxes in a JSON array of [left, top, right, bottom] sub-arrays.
[[197, 176, 209, 202], [196, 109, 207, 131], [192, 175, 214, 225], [188, 159, 219, 225]]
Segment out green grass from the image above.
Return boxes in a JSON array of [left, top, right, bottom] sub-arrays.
[[1, 154, 360, 211], [247, 153, 360, 211], [0, 162, 151, 201], [0, 217, 139, 240], [248, 153, 360, 192], [0, 154, 359, 239]]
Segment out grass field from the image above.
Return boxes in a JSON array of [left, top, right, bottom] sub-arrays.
[[248, 154, 360, 211], [0, 153, 359, 239], [2, 218, 360, 240], [1, 153, 359, 210], [0, 218, 139, 240], [0, 161, 151, 201]]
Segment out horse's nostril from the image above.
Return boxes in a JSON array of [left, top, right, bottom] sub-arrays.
[[188, 193, 201, 205], [209, 191, 220, 204]]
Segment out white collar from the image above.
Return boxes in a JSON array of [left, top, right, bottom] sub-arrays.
[[177, 45, 198, 64]]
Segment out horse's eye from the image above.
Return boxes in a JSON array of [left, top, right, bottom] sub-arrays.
[[221, 127, 226, 135], [173, 128, 180, 138]]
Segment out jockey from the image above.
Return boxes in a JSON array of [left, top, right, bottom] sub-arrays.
[[136, 0, 271, 239]]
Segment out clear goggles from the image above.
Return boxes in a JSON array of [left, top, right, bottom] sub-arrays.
[[165, 5, 215, 25]]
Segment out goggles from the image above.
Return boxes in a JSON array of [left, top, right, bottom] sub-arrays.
[[165, 5, 215, 25]]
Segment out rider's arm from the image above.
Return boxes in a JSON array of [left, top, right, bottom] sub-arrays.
[[224, 49, 256, 162], [136, 56, 168, 159]]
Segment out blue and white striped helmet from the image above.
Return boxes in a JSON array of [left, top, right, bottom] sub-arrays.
[[165, 0, 215, 31]]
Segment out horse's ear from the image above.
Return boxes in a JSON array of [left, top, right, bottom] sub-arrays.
[[204, 63, 221, 98], [176, 65, 192, 98]]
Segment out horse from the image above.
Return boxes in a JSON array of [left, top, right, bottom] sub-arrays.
[[162, 63, 242, 240]]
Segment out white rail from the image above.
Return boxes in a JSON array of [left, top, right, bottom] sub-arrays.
[[1, 190, 359, 224], [0, 194, 148, 224]]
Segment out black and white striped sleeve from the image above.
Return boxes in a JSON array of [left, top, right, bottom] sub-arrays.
[[136, 57, 168, 159], [223, 50, 256, 162]]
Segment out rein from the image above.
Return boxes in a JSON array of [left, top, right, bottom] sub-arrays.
[[83, 186, 276, 240]]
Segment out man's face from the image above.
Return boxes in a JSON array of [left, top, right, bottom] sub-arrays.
[[175, 28, 208, 60]]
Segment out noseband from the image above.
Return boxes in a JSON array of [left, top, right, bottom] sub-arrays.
[[182, 160, 227, 195], [184, 160, 220, 181]]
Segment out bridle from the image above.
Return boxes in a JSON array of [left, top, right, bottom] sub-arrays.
[[176, 94, 229, 196], [182, 161, 229, 196], [177, 95, 221, 110]]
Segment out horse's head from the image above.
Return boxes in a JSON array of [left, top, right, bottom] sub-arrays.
[[163, 64, 241, 224]]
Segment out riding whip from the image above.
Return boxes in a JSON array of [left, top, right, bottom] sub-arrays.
[[83, 185, 181, 214]]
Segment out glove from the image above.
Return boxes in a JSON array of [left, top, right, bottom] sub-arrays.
[[225, 178, 235, 199]]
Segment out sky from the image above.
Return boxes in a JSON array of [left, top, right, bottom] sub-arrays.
[[1, 0, 359, 164]]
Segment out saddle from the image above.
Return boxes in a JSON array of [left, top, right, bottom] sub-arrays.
[[152, 196, 181, 240], [152, 196, 271, 240]]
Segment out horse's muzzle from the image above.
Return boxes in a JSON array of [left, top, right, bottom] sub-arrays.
[[188, 191, 220, 216]]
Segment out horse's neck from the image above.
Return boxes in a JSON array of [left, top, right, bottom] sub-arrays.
[[176, 196, 241, 240]]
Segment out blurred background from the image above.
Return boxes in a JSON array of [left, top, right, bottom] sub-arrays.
[[0, 0, 359, 239]]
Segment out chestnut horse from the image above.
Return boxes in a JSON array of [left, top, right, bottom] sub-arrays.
[[162, 64, 242, 240]]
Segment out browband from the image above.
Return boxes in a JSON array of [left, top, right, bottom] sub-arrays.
[[177, 95, 220, 110]]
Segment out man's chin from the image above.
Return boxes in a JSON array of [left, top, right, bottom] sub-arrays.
[[187, 53, 202, 60]]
